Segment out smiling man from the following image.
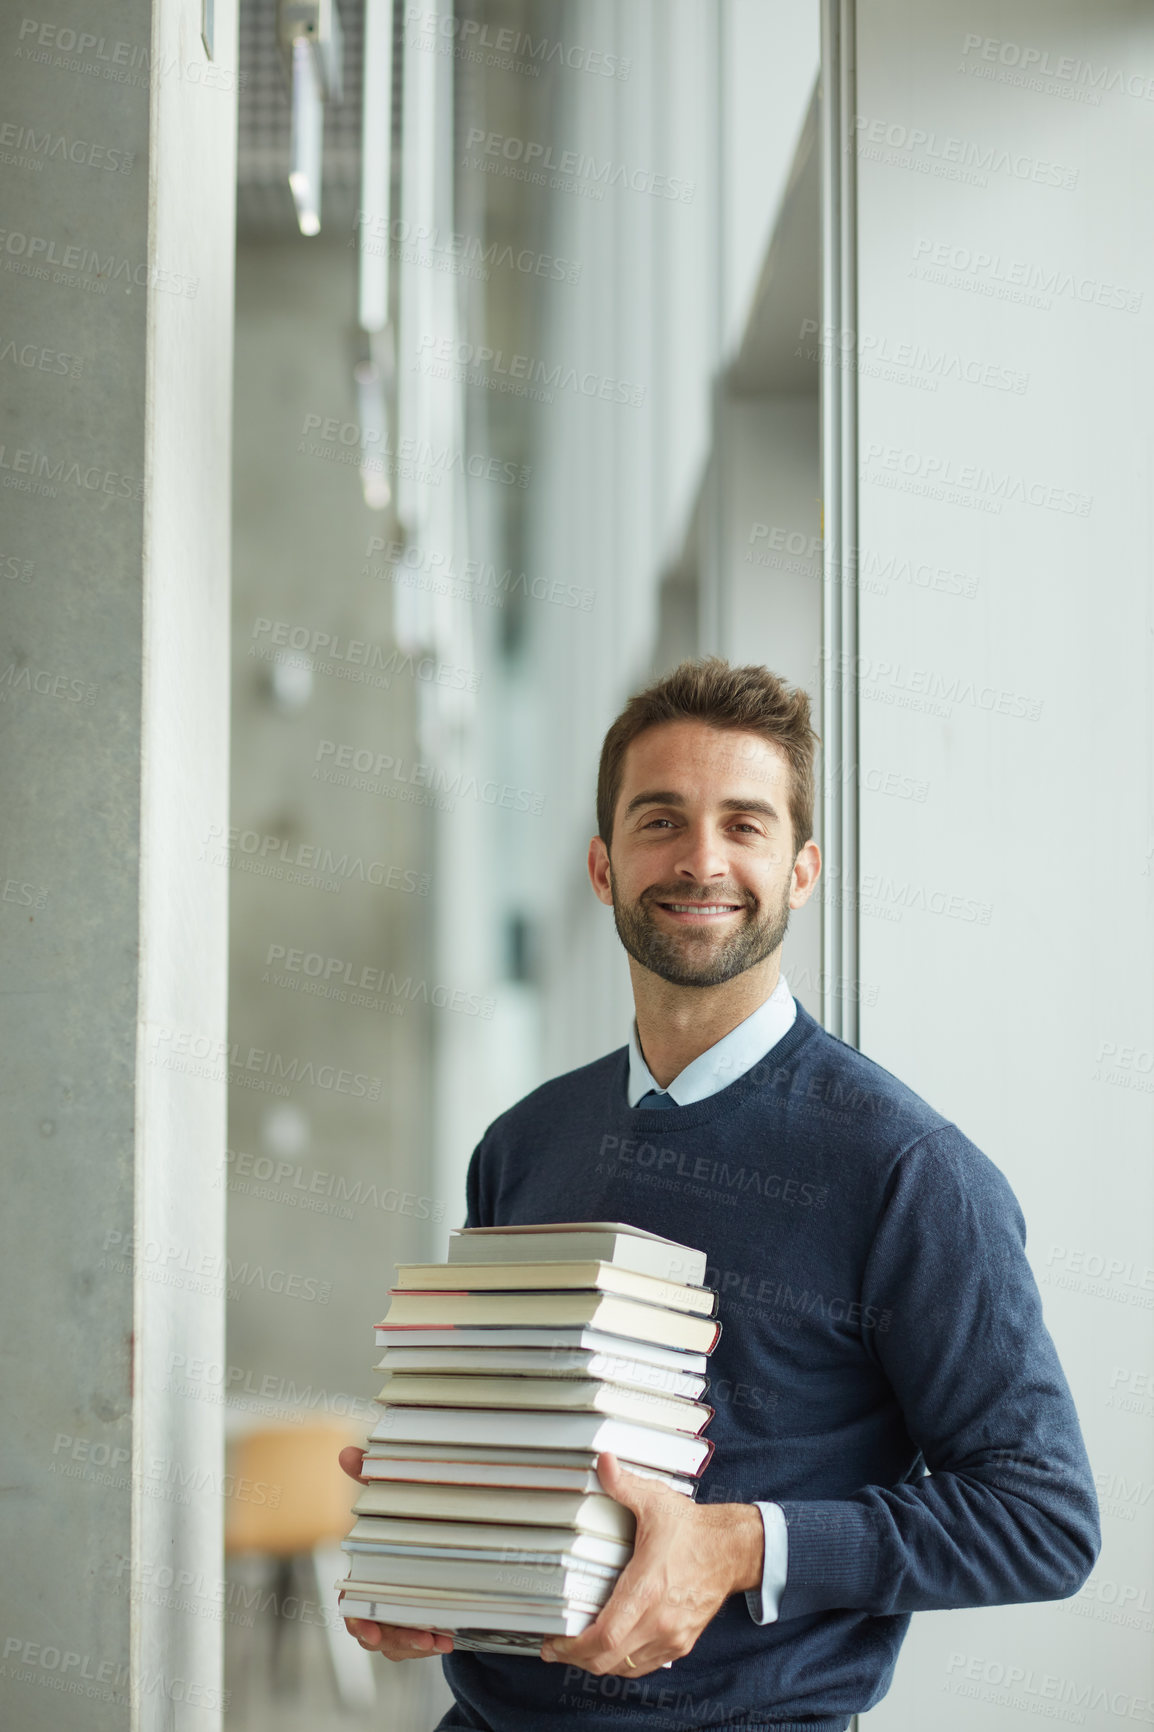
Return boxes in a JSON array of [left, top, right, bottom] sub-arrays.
[[343, 658, 1099, 1732]]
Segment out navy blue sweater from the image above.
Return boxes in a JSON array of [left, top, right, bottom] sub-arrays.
[[436, 1004, 1099, 1732]]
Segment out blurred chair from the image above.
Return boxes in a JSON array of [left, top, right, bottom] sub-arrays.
[[226, 1420, 374, 1710]]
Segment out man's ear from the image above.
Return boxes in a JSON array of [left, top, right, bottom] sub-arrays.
[[789, 839, 822, 909], [588, 835, 614, 907]]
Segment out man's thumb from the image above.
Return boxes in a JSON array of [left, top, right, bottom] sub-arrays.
[[338, 1444, 367, 1484], [596, 1451, 648, 1514]]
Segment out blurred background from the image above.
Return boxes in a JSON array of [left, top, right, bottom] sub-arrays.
[[2, 1, 1151, 1729], [224, 7, 822, 1722], [218, 1, 1154, 1727]]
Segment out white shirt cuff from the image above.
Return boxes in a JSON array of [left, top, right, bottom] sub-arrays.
[[744, 1501, 788, 1624]]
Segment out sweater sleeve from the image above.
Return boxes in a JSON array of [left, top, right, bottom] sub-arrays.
[[776, 1126, 1100, 1620], [462, 1136, 489, 1230]]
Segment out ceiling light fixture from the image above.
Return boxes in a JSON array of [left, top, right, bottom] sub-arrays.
[[277, 0, 344, 237]]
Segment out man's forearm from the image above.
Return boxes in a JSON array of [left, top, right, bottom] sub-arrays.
[[701, 1500, 765, 1596]]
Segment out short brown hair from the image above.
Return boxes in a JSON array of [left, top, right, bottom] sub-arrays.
[[596, 657, 819, 855]]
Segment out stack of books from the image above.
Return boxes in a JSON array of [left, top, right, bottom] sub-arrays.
[[337, 1221, 720, 1654]]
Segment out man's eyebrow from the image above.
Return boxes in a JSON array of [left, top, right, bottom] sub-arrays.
[[624, 790, 782, 822], [624, 789, 685, 815], [718, 797, 781, 821]]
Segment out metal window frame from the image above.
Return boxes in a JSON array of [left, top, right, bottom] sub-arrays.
[[819, 0, 859, 1051]]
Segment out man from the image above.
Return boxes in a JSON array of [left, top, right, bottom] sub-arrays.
[[342, 658, 1099, 1731]]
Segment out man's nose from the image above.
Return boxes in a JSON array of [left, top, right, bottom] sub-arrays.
[[672, 829, 730, 880]]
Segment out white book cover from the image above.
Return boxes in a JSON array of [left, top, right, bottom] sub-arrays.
[[374, 1373, 711, 1435], [394, 1261, 716, 1317], [345, 1514, 630, 1567], [358, 1454, 696, 1497], [338, 1587, 598, 1638], [339, 1549, 616, 1601], [447, 1223, 707, 1285], [376, 1291, 721, 1354], [374, 1345, 707, 1400], [371, 1325, 708, 1375], [353, 1482, 635, 1541], [367, 1406, 714, 1475]]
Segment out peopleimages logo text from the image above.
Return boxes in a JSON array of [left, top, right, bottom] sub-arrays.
[[150, 1027, 382, 1101], [406, 8, 631, 79], [462, 127, 694, 202], [0, 226, 198, 296], [313, 739, 546, 814], [910, 237, 1141, 313]]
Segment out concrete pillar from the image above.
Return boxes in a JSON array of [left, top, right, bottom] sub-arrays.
[[0, 3, 237, 1727]]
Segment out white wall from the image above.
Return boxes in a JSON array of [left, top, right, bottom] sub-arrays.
[[722, 0, 821, 358], [510, 0, 821, 1082], [853, 1, 1154, 1724], [715, 395, 824, 1017]]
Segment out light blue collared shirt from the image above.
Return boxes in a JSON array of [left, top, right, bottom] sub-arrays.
[[627, 972, 797, 1110], [627, 974, 793, 1626]]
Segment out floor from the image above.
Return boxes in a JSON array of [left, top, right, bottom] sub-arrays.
[[223, 1557, 456, 1732]]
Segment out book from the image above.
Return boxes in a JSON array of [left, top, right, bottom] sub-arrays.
[[452, 1627, 587, 1654], [371, 1325, 709, 1376], [343, 1225, 718, 1654], [352, 1484, 636, 1542], [374, 1344, 707, 1400], [345, 1515, 630, 1568], [377, 1291, 721, 1354], [357, 1454, 697, 1497], [395, 1261, 716, 1316], [366, 1407, 714, 1476], [338, 1587, 599, 1635], [357, 1441, 642, 1468], [338, 1593, 674, 1663], [340, 1548, 617, 1602], [449, 1222, 707, 1286], [375, 1373, 712, 1436], [358, 1441, 662, 1469]]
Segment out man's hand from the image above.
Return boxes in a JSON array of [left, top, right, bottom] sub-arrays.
[[337, 1445, 455, 1660], [540, 1453, 764, 1678]]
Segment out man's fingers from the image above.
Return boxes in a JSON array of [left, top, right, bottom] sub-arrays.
[[396, 1627, 454, 1653], [543, 1604, 638, 1671], [337, 1452, 454, 1661], [544, 1636, 653, 1676], [544, 1624, 677, 1678], [338, 1444, 368, 1484], [344, 1616, 384, 1649], [342, 1617, 454, 1659]]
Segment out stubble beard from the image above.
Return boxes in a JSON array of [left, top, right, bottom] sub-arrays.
[[609, 873, 793, 989]]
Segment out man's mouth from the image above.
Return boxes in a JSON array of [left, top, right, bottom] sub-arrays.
[[653, 900, 745, 920]]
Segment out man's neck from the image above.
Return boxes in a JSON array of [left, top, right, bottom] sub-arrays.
[[629, 954, 783, 1090]]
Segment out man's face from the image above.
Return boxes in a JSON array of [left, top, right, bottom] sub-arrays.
[[591, 721, 813, 990]]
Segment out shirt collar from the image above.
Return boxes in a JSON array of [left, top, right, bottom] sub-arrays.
[[627, 974, 797, 1108]]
